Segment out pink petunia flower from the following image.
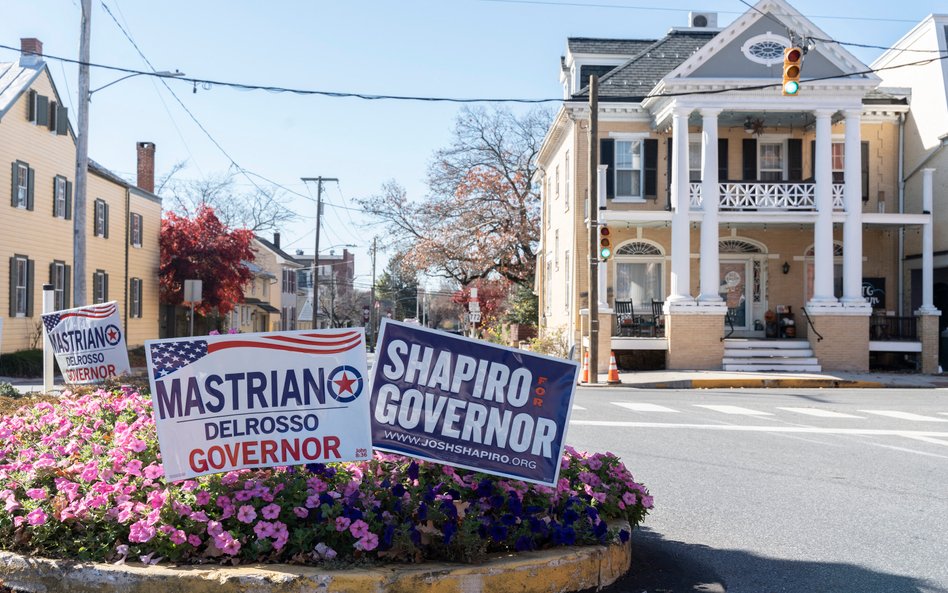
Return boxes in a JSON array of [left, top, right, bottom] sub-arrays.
[[261, 503, 280, 520], [144, 464, 163, 480], [355, 532, 379, 552], [293, 506, 308, 519], [26, 508, 47, 526], [195, 491, 211, 506], [25, 488, 47, 500], [335, 516, 351, 532], [236, 505, 257, 524], [128, 520, 157, 543], [349, 519, 370, 539], [253, 521, 275, 539]]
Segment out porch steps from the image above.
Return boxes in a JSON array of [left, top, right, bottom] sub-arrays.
[[722, 339, 822, 372]]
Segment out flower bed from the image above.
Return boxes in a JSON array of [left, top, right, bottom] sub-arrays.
[[0, 388, 651, 566]]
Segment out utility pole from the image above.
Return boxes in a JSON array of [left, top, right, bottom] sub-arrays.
[[587, 75, 600, 384], [73, 0, 92, 307], [301, 177, 337, 329], [370, 237, 378, 350]]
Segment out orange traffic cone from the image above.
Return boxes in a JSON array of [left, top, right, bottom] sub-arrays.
[[579, 351, 589, 384], [607, 351, 621, 384]]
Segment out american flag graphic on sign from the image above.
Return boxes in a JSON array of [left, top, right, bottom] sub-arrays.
[[149, 331, 362, 379], [42, 302, 117, 333]]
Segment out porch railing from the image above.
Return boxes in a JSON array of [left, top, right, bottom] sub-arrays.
[[689, 182, 846, 211], [870, 316, 918, 341]]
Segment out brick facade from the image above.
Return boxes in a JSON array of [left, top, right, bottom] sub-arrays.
[[917, 313, 941, 374], [666, 311, 726, 370], [807, 314, 870, 371]]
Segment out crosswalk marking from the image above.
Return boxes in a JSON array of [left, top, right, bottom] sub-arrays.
[[777, 407, 864, 419], [612, 402, 680, 413], [694, 404, 773, 416], [905, 435, 948, 447], [860, 410, 948, 423], [572, 405, 586, 411]]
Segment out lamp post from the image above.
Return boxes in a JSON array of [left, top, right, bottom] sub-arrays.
[[72, 15, 184, 306]]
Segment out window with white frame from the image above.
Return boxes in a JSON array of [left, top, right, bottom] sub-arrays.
[[51, 260, 66, 310], [831, 142, 845, 184], [564, 151, 570, 211], [614, 241, 664, 311], [54, 176, 67, 218], [282, 268, 297, 293], [555, 165, 560, 201], [93, 270, 108, 304], [94, 199, 108, 238], [14, 163, 29, 209], [129, 277, 142, 318], [241, 305, 250, 325], [758, 142, 784, 181], [688, 140, 702, 182], [615, 140, 643, 198], [130, 213, 142, 247], [12, 255, 31, 316]]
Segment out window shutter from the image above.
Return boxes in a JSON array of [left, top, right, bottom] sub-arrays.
[[644, 139, 658, 199], [35, 95, 49, 127], [56, 105, 68, 135], [787, 139, 803, 181], [47, 101, 57, 131], [26, 166, 34, 211], [861, 141, 869, 201], [104, 202, 110, 238], [52, 177, 59, 216], [104, 273, 109, 302], [65, 181, 73, 220], [49, 261, 55, 285], [742, 139, 757, 180], [64, 265, 71, 309], [718, 138, 729, 181], [8, 257, 15, 317], [27, 90, 37, 122], [26, 259, 35, 317], [10, 162, 16, 207], [600, 139, 615, 200]]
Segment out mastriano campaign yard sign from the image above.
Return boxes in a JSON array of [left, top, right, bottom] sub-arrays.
[[145, 329, 373, 481], [370, 319, 580, 487], [41, 301, 130, 384]]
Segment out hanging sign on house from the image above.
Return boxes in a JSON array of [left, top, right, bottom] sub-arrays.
[[862, 278, 886, 309], [41, 301, 130, 384], [370, 319, 579, 486], [145, 328, 373, 481]]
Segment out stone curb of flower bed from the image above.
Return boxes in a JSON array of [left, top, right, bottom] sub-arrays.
[[0, 522, 630, 593]]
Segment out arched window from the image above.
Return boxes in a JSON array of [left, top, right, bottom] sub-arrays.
[[803, 242, 844, 301], [614, 240, 664, 310]]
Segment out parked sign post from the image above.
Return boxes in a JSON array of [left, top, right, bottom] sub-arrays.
[[146, 328, 373, 481], [370, 319, 580, 486]]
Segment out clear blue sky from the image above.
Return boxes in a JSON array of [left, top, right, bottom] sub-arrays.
[[0, 0, 935, 289]]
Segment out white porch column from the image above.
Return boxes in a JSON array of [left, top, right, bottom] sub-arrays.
[[810, 109, 837, 306], [598, 164, 610, 309], [841, 109, 867, 306], [919, 168, 938, 313], [698, 108, 723, 303], [668, 107, 693, 302]]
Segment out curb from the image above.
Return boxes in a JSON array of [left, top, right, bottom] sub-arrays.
[[581, 379, 887, 389], [0, 527, 631, 593]]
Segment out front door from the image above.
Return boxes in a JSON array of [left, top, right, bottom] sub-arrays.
[[720, 261, 750, 330]]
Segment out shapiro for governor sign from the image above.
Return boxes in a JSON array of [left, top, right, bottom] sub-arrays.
[[370, 319, 579, 486], [145, 329, 372, 481]]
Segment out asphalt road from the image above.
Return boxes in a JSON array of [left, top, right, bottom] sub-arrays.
[[568, 387, 948, 593]]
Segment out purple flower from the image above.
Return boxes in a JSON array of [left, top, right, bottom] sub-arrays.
[[293, 506, 308, 519], [355, 532, 379, 551], [25, 488, 47, 500], [335, 517, 351, 532], [236, 505, 257, 524], [349, 519, 370, 538], [128, 520, 156, 543], [254, 521, 275, 539], [261, 503, 281, 520], [26, 508, 47, 526]]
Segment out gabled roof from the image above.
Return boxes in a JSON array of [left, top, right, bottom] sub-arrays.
[[0, 60, 43, 120], [567, 38, 657, 57], [255, 236, 303, 266], [570, 31, 717, 101], [88, 159, 162, 205]]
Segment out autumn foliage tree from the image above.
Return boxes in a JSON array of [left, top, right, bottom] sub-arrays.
[[358, 106, 550, 288], [159, 205, 255, 316]]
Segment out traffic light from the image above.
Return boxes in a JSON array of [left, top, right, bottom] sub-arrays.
[[782, 46, 803, 96], [599, 224, 612, 261]]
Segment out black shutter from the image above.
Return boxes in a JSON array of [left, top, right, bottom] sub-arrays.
[[56, 105, 68, 135], [65, 181, 72, 220], [861, 141, 869, 201], [8, 257, 15, 317], [600, 139, 615, 200], [104, 272, 109, 302], [787, 139, 803, 181], [26, 259, 34, 317], [52, 177, 58, 216], [665, 138, 673, 207], [644, 139, 658, 199], [27, 90, 37, 122], [103, 202, 110, 238], [26, 166, 34, 211], [64, 265, 71, 309], [718, 138, 729, 181], [10, 162, 16, 207], [35, 95, 49, 127], [49, 262, 54, 286], [742, 139, 757, 181], [47, 101, 57, 131]]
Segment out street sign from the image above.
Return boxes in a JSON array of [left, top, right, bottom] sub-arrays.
[[469, 311, 481, 323], [362, 305, 370, 323]]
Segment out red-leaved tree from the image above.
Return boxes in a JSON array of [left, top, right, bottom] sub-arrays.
[[159, 205, 255, 316]]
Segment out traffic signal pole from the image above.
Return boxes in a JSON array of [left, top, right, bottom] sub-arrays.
[[587, 75, 599, 384]]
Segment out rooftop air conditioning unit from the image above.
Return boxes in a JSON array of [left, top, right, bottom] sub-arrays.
[[689, 12, 718, 28]]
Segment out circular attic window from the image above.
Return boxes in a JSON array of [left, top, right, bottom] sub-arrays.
[[741, 33, 791, 66]]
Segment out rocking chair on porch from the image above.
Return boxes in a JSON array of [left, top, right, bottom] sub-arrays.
[[614, 301, 640, 337]]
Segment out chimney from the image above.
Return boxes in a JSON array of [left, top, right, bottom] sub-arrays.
[[273, 232, 281, 249], [19, 38, 43, 67], [136, 142, 156, 193]]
